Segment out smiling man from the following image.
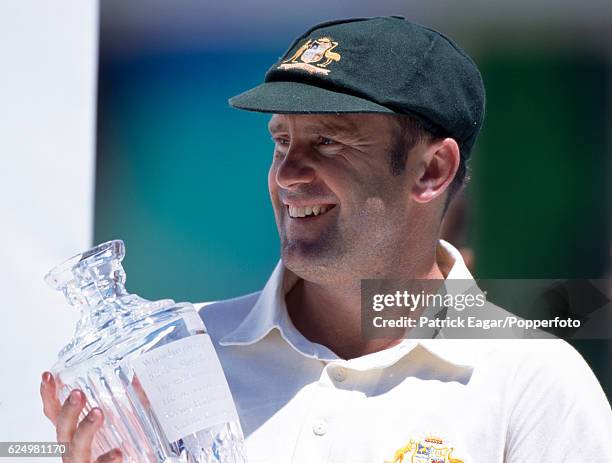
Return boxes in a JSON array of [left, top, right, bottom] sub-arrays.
[[265, 112, 455, 359], [41, 16, 611, 463]]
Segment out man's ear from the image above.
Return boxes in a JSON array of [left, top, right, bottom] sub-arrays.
[[411, 138, 460, 203]]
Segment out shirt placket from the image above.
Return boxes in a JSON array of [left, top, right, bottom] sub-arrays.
[[289, 362, 355, 463]]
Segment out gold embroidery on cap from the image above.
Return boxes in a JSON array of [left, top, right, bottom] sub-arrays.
[[385, 436, 465, 463], [277, 37, 341, 75]]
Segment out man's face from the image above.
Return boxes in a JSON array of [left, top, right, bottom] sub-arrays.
[[268, 113, 422, 284]]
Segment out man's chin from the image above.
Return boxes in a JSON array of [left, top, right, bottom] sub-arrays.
[[281, 241, 366, 288], [281, 240, 336, 274]]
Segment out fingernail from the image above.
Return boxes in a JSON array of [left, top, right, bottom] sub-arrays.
[[69, 390, 81, 405], [41, 372, 51, 384], [87, 408, 101, 423]]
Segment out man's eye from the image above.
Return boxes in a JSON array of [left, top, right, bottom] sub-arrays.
[[273, 137, 289, 146], [319, 137, 335, 146]]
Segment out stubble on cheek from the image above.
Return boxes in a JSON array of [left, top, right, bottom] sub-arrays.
[[355, 195, 406, 270], [362, 197, 386, 216]]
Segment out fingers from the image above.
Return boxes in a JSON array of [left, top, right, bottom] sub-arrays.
[[95, 449, 123, 463], [40, 372, 62, 425], [56, 390, 85, 444], [70, 408, 105, 462], [40, 373, 120, 462]]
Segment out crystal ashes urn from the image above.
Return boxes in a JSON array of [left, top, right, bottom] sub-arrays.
[[45, 240, 247, 462]]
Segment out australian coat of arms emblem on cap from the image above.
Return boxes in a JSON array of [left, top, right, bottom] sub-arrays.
[[277, 37, 341, 75], [385, 435, 465, 463]]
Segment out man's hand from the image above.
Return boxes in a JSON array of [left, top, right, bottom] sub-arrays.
[[40, 371, 123, 462]]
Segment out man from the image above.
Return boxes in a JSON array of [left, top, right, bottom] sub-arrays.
[[41, 16, 611, 462]]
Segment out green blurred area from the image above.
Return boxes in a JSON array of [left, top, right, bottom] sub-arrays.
[[94, 49, 611, 398], [472, 52, 610, 279]]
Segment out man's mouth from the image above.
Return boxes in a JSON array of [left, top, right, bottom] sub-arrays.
[[286, 204, 336, 218]]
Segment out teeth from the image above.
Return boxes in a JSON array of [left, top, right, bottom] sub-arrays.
[[288, 204, 332, 218]]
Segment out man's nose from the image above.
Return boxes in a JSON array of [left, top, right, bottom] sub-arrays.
[[275, 145, 316, 189]]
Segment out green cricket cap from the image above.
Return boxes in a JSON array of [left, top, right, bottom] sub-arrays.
[[229, 16, 486, 158]]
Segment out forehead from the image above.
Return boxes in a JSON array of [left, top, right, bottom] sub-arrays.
[[267, 113, 395, 136]]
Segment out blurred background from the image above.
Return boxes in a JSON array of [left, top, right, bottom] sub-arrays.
[[1, 0, 610, 451]]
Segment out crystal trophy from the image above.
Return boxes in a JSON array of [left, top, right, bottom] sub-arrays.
[[45, 240, 247, 462]]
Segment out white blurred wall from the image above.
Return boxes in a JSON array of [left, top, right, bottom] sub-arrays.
[[0, 0, 98, 456]]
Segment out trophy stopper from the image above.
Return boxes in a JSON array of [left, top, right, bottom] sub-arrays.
[[45, 240, 128, 309]]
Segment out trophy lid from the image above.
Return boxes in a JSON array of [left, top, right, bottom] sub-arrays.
[[45, 240, 127, 307]]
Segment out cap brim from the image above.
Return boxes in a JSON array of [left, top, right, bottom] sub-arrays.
[[229, 81, 395, 115]]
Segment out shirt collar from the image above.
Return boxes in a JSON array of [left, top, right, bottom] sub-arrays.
[[219, 239, 477, 368], [218, 259, 340, 361]]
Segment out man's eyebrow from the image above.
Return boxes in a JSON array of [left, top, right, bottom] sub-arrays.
[[268, 120, 286, 134], [315, 117, 359, 136], [267, 116, 361, 136]]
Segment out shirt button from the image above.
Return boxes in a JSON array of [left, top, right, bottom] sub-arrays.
[[331, 366, 347, 382], [312, 419, 328, 436]]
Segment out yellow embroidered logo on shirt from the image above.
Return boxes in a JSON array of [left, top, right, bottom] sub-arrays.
[[385, 436, 465, 463], [277, 37, 341, 75]]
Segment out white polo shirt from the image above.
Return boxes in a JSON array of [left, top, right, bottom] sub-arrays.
[[197, 240, 612, 463]]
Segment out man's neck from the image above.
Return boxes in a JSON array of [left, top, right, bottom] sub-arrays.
[[285, 245, 445, 360]]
